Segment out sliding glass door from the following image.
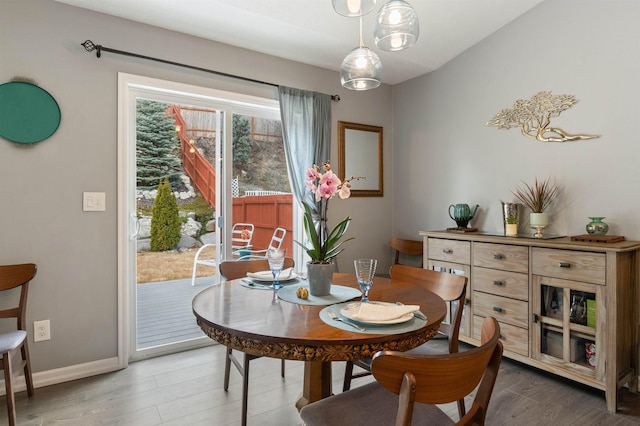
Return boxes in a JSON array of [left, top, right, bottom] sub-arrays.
[[118, 73, 285, 364]]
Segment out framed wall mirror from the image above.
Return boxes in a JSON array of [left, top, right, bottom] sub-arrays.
[[338, 121, 383, 197]]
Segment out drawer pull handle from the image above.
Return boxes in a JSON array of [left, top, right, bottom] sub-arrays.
[[464, 298, 470, 306], [532, 314, 539, 323], [493, 280, 504, 286], [443, 249, 453, 254], [558, 262, 571, 268], [492, 306, 503, 313], [493, 253, 504, 260]]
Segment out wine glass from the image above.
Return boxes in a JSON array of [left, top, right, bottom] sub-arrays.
[[266, 249, 286, 290], [354, 259, 377, 303]]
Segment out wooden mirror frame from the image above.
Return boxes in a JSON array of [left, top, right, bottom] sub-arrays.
[[338, 121, 383, 197]]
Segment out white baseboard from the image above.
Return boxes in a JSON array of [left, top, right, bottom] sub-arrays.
[[0, 356, 121, 397]]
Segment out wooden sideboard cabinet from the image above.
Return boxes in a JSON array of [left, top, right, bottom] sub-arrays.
[[421, 230, 640, 413]]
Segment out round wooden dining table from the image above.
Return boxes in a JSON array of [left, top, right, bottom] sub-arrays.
[[192, 272, 446, 409]]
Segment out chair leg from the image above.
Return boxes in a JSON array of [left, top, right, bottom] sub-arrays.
[[191, 262, 198, 287], [21, 342, 34, 397], [223, 347, 233, 391], [280, 359, 285, 378], [241, 354, 250, 426], [343, 361, 354, 391], [457, 398, 466, 420], [3, 352, 16, 426]]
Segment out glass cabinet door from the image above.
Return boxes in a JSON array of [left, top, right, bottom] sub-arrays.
[[533, 275, 601, 377], [427, 260, 471, 339]]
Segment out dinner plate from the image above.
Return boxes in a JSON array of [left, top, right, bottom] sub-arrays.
[[340, 302, 415, 325], [248, 271, 299, 282]]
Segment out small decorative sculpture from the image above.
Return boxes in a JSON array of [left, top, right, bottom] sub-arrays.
[[486, 91, 599, 142]]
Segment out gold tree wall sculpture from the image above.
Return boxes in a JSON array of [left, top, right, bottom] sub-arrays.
[[486, 91, 599, 142]]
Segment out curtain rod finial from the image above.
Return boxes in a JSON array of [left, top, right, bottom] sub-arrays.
[[81, 40, 102, 58], [331, 95, 340, 102]]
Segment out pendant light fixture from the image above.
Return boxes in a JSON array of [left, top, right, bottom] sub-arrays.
[[340, 17, 382, 90], [332, 0, 377, 17], [374, 0, 419, 51]]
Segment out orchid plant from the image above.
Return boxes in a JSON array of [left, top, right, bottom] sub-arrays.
[[296, 163, 363, 264]]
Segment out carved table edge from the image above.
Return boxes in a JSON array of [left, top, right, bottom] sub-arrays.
[[196, 319, 439, 362]]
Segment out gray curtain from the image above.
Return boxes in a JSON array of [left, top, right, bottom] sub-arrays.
[[278, 86, 331, 227]]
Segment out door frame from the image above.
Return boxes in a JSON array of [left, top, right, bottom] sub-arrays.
[[117, 73, 284, 366]]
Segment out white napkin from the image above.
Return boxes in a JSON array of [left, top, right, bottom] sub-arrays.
[[351, 303, 420, 322], [247, 267, 293, 280]]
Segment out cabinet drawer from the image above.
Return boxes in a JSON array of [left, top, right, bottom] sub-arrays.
[[474, 315, 528, 356], [473, 242, 528, 273], [428, 239, 470, 264], [473, 267, 528, 301], [474, 292, 528, 328], [532, 248, 605, 285]]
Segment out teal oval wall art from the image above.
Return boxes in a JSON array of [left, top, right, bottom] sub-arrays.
[[0, 81, 61, 144]]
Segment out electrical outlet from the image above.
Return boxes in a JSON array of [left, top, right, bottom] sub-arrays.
[[34, 319, 51, 342]]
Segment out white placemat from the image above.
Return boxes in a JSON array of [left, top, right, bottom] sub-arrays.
[[277, 284, 361, 306]]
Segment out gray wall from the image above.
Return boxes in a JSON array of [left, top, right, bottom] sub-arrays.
[[392, 0, 640, 239], [0, 0, 393, 376]]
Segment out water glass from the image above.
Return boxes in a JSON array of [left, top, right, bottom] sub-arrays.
[[267, 249, 286, 289], [354, 259, 377, 302]]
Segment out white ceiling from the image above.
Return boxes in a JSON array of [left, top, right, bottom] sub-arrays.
[[53, 0, 544, 85]]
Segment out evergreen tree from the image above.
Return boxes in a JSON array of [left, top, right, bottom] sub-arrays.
[[136, 100, 182, 190], [232, 114, 252, 174], [150, 178, 182, 251]]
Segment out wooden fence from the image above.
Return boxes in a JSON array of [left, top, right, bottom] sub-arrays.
[[233, 194, 293, 254]]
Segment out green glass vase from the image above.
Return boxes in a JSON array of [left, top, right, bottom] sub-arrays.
[[586, 217, 609, 236]]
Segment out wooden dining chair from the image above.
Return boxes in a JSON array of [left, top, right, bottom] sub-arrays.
[[301, 317, 503, 426], [0, 263, 37, 426], [343, 265, 468, 418], [218, 257, 294, 426], [389, 237, 424, 267]]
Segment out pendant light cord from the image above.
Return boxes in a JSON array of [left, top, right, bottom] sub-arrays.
[[80, 40, 341, 102]]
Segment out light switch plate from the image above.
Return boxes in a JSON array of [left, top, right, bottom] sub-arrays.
[[83, 192, 106, 211]]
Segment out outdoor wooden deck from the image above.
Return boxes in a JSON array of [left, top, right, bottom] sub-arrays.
[[136, 276, 218, 349]]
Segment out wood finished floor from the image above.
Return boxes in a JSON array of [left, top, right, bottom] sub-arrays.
[[5, 341, 640, 425]]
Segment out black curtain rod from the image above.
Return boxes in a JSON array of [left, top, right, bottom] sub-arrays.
[[80, 40, 340, 102]]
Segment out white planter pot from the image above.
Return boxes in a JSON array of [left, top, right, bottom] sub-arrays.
[[530, 212, 549, 227]]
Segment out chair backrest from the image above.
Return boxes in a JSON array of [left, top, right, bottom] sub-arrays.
[[390, 264, 467, 353], [370, 317, 503, 426], [231, 223, 254, 250], [219, 258, 295, 280], [266, 227, 286, 251], [0, 263, 37, 331], [389, 238, 423, 266]]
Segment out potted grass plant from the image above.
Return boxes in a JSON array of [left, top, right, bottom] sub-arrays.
[[511, 177, 560, 231]]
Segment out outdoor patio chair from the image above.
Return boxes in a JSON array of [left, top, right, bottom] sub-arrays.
[[190, 223, 254, 286], [0, 263, 37, 426], [235, 227, 286, 260]]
